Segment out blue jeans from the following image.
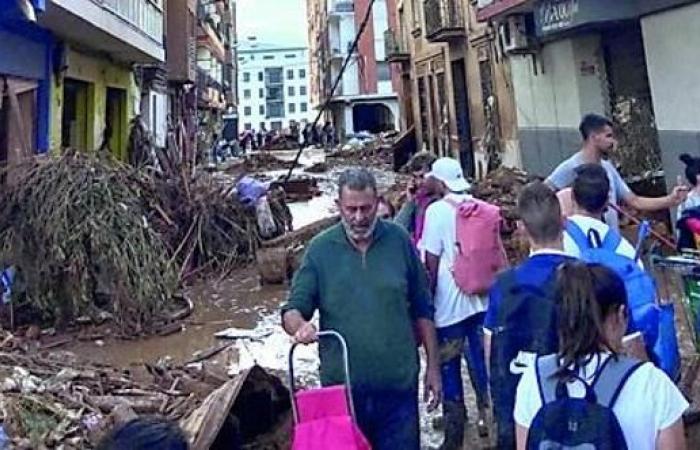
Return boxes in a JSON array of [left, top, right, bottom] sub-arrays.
[[437, 312, 490, 409], [352, 388, 419, 450]]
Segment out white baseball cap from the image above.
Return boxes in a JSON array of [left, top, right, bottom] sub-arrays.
[[425, 157, 471, 192]]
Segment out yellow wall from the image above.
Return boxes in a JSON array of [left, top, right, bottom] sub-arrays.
[[51, 48, 137, 160]]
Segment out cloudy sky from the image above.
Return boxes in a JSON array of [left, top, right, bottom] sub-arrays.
[[236, 0, 308, 46]]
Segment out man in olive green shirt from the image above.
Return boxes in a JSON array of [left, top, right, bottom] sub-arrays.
[[282, 168, 441, 450]]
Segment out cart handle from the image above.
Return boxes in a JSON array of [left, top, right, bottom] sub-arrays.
[[288, 330, 356, 424]]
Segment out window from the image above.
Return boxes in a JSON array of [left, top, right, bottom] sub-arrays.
[[268, 103, 284, 118], [259, 88, 264, 98], [285, 54, 296, 59], [243, 89, 251, 99], [287, 69, 294, 80], [300, 102, 308, 113], [244, 123, 252, 130], [377, 62, 391, 82], [259, 105, 265, 115], [258, 72, 264, 82], [300, 86, 307, 96], [244, 106, 252, 116], [289, 103, 296, 113], [238, 56, 245, 61], [288, 86, 295, 96], [271, 121, 283, 131], [267, 86, 283, 100], [299, 69, 306, 79], [263, 55, 274, 60], [260, 122, 266, 129], [243, 72, 250, 82]]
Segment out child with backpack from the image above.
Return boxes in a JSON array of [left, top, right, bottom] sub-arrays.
[[422, 157, 507, 448], [563, 164, 641, 266], [484, 182, 577, 450], [514, 262, 688, 450]]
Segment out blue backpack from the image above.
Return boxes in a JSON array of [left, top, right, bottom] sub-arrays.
[[565, 221, 660, 348], [527, 354, 644, 450]]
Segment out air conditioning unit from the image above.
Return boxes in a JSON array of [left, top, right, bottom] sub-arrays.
[[500, 14, 533, 54]]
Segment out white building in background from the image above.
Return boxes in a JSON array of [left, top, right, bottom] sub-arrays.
[[237, 38, 314, 132]]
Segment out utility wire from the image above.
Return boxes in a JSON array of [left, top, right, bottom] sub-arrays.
[[284, 0, 378, 183]]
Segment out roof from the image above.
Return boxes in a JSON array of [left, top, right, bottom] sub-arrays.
[[237, 39, 307, 54]]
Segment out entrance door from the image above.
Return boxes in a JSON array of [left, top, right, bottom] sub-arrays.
[[451, 59, 474, 177], [105, 87, 126, 158], [62, 79, 89, 151]]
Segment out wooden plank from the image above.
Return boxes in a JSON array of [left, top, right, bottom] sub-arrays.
[[6, 78, 32, 159]]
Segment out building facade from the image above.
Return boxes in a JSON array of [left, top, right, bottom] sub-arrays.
[[1, 0, 165, 162], [237, 39, 314, 132], [389, 0, 518, 178], [308, 0, 402, 139], [476, 0, 700, 193]]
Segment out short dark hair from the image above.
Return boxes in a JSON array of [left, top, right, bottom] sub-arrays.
[[517, 181, 562, 243], [579, 114, 614, 140], [338, 167, 377, 197], [404, 151, 437, 174], [97, 418, 188, 450], [573, 164, 610, 214], [680, 153, 700, 186]]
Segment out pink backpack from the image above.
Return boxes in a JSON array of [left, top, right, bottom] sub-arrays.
[[445, 198, 507, 295]]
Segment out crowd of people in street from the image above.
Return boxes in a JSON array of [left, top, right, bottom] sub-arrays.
[[237, 120, 338, 153], [282, 113, 692, 450]]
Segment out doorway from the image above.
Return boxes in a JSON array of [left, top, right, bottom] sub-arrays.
[[451, 59, 474, 177], [62, 78, 89, 150], [105, 87, 126, 157]]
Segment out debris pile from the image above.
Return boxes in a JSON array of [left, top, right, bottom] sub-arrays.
[[0, 153, 178, 333], [244, 153, 298, 172], [0, 345, 290, 449]]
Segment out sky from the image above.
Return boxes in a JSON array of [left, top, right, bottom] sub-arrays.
[[236, 0, 308, 46]]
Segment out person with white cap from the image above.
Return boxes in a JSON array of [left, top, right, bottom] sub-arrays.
[[422, 157, 505, 448]]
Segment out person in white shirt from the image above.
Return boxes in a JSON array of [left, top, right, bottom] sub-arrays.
[[563, 164, 641, 266], [514, 262, 688, 450], [422, 158, 490, 447]]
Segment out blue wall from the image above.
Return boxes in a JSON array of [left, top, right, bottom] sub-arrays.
[[0, 13, 53, 153]]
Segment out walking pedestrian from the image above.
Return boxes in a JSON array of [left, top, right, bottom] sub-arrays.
[[676, 154, 700, 249], [394, 151, 440, 248], [485, 182, 576, 449], [282, 168, 442, 450], [546, 114, 688, 230], [563, 164, 641, 265], [302, 123, 312, 148], [514, 262, 688, 450], [422, 157, 505, 448]]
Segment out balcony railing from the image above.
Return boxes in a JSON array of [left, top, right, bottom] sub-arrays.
[[101, 0, 164, 42], [384, 30, 410, 63], [423, 0, 466, 42]]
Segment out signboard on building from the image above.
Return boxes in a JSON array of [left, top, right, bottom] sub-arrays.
[[535, 0, 637, 37]]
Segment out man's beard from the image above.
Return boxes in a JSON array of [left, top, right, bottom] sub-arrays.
[[341, 215, 378, 242]]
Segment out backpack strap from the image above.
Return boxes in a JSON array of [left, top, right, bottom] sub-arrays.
[[565, 220, 591, 250], [592, 355, 644, 409], [534, 354, 562, 405], [600, 229, 623, 251]]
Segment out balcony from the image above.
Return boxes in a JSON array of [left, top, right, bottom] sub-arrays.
[[384, 30, 410, 63], [423, 0, 466, 43], [39, 0, 164, 62]]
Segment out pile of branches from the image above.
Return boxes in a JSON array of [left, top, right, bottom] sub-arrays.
[[147, 172, 260, 278], [0, 153, 178, 333]]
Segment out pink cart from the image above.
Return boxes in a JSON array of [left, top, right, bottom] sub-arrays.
[[288, 330, 371, 450]]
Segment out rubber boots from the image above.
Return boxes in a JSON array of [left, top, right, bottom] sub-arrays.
[[440, 400, 466, 450]]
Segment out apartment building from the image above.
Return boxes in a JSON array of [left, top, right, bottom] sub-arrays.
[[237, 38, 314, 132], [477, 0, 700, 193], [388, 0, 518, 178], [308, 0, 402, 139], [1, 0, 165, 161]]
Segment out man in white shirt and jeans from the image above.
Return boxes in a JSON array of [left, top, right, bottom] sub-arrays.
[[422, 158, 490, 449]]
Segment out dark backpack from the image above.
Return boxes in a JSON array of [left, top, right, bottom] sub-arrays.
[[489, 268, 563, 448], [527, 354, 643, 450]]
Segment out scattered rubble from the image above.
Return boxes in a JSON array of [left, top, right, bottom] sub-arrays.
[[244, 153, 298, 172]]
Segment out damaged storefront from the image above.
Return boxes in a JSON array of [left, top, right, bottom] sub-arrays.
[[0, 1, 52, 162]]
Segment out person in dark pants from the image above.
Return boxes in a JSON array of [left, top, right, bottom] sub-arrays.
[[282, 168, 442, 450], [97, 418, 188, 450]]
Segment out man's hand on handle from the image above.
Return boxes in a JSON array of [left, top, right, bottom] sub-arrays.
[[294, 321, 318, 344]]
